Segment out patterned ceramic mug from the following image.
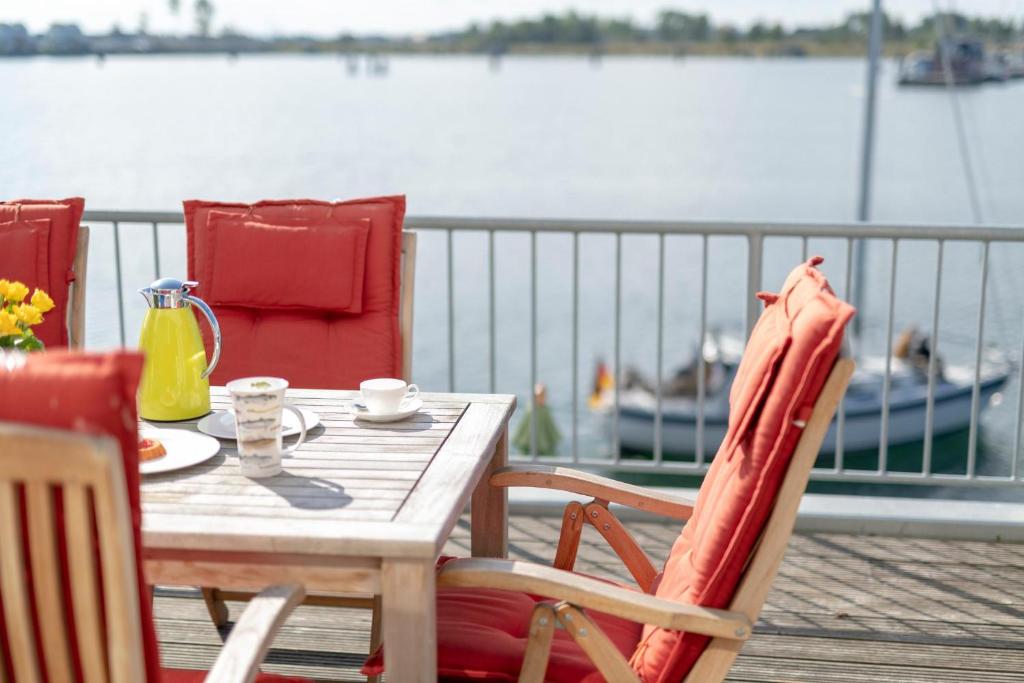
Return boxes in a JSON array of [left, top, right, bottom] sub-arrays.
[[226, 376, 307, 478]]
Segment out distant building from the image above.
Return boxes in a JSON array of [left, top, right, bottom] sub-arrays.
[[39, 24, 89, 55], [0, 24, 35, 55], [90, 32, 154, 55]]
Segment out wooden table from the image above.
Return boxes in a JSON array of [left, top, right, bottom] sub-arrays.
[[141, 387, 516, 682]]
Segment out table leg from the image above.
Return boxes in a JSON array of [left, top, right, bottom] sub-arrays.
[[471, 425, 509, 558], [381, 559, 436, 682]]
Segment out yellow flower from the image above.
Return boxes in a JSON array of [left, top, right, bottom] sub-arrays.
[[0, 279, 8, 299], [30, 288, 54, 313], [13, 304, 42, 326], [0, 311, 19, 336], [5, 281, 29, 303]]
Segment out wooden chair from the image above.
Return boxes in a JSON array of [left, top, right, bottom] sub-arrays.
[[436, 357, 853, 682], [0, 421, 308, 683], [361, 256, 855, 682], [199, 230, 416, 678]]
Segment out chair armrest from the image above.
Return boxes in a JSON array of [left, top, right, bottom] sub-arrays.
[[437, 558, 750, 640], [490, 465, 695, 520], [205, 584, 306, 683]]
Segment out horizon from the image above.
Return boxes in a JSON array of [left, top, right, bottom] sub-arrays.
[[2, 0, 1021, 38]]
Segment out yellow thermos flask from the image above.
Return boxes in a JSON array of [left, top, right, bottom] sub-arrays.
[[137, 278, 222, 421]]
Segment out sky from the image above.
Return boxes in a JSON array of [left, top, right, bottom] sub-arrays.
[[1, 0, 1021, 37]]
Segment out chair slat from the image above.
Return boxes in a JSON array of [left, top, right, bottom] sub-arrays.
[[92, 467, 145, 683], [0, 481, 42, 683], [64, 483, 109, 683], [25, 482, 73, 681]]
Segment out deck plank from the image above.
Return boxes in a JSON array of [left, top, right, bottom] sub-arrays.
[[153, 515, 1024, 682]]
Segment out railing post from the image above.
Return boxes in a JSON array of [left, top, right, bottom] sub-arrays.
[[113, 221, 126, 347], [967, 241, 990, 478], [746, 232, 764, 335], [447, 229, 455, 392], [571, 231, 579, 463], [654, 233, 665, 464], [151, 222, 161, 280], [488, 229, 496, 394], [530, 231, 538, 459], [612, 232, 622, 462]]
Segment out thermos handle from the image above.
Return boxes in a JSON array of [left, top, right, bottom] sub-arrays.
[[183, 294, 221, 379]]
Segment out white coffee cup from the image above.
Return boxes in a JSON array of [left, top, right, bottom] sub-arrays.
[[226, 376, 307, 478], [360, 378, 419, 415]]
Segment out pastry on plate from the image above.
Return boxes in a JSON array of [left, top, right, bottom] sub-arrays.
[[139, 437, 167, 462]]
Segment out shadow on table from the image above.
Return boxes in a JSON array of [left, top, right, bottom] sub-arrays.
[[254, 470, 354, 510], [351, 413, 440, 433]]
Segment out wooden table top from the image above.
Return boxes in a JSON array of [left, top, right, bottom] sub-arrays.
[[141, 388, 516, 560]]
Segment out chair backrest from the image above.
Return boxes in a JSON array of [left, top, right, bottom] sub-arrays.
[[0, 423, 146, 682], [0, 198, 85, 348], [0, 351, 160, 683], [629, 257, 856, 682], [682, 356, 853, 683], [184, 196, 412, 389]]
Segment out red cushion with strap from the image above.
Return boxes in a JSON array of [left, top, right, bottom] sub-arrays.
[[0, 198, 84, 347], [0, 351, 158, 681], [184, 196, 405, 389], [362, 557, 643, 682], [630, 257, 855, 682], [0, 219, 50, 290]]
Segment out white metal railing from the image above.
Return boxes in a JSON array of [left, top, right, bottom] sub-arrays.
[[82, 209, 1024, 488]]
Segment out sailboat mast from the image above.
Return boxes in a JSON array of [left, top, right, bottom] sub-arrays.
[[854, 0, 884, 336]]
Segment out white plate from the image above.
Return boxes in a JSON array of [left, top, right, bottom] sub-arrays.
[[139, 427, 221, 475], [352, 397, 423, 423], [196, 407, 320, 440]]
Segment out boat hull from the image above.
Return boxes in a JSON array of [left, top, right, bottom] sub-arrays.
[[618, 374, 1008, 456]]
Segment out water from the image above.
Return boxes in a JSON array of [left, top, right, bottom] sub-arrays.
[[3, 54, 1024, 498]]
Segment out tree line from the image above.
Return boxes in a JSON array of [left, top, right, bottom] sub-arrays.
[[424, 10, 1021, 52]]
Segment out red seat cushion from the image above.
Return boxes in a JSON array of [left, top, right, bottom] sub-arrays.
[[162, 669, 311, 682], [362, 559, 642, 683], [0, 198, 84, 347], [184, 196, 405, 389], [0, 351, 159, 681], [630, 257, 854, 682]]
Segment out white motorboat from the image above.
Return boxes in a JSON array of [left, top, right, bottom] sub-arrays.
[[609, 332, 1012, 456]]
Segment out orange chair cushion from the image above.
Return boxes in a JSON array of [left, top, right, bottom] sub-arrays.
[[0, 351, 159, 681], [0, 198, 84, 347], [202, 212, 371, 313], [184, 196, 405, 389], [630, 257, 855, 682], [362, 559, 643, 682]]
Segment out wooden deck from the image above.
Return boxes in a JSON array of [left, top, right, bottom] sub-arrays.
[[154, 513, 1024, 682]]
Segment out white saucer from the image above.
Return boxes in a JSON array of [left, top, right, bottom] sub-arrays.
[[196, 407, 320, 440], [352, 397, 423, 423], [139, 427, 221, 475]]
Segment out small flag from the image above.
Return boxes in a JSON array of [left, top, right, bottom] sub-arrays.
[[589, 359, 614, 411]]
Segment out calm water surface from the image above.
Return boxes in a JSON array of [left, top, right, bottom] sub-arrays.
[[3, 54, 1024, 498]]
